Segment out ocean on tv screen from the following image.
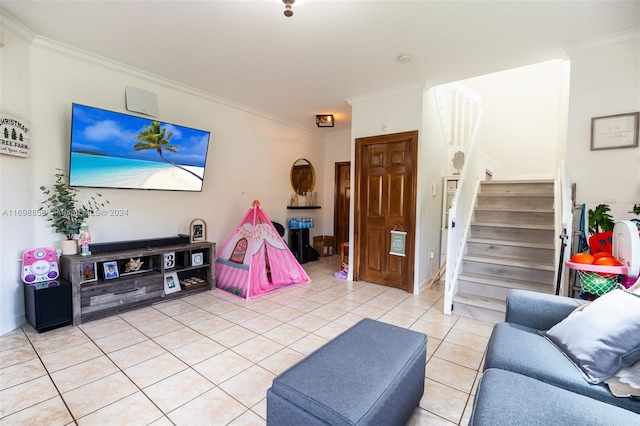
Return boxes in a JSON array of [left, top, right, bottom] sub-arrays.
[[69, 103, 210, 191]]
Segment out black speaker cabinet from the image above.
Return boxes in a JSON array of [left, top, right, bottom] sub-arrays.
[[24, 279, 72, 333], [289, 228, 311, 264]]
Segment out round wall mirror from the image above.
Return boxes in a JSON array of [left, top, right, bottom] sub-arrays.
[[290, 158, 315, 196]]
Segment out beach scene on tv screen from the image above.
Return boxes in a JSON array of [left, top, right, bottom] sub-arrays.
[[69, 104, 210, 191]]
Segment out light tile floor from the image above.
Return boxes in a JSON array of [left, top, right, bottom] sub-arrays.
[[0, 257, 492, 425]]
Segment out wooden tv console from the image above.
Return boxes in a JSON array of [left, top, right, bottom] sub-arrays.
[[60, 241, 215, 325]]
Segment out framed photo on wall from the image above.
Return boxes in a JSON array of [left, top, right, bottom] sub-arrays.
[[190, 218, 207, 243], [591, 112, 639, 151]]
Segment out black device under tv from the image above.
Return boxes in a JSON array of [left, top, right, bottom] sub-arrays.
[[89, 235, 190, 254]]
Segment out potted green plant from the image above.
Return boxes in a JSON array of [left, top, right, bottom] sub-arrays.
[[588, 204, 615, 235], [39, 169, 108, 254]]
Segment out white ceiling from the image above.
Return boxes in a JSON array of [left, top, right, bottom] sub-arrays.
[[2, 0, 639, 133]]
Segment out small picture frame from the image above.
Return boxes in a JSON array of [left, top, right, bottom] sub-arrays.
[[591, 112, 639, 151], [103, 261, 119, 280], [164, 272, 181, 294], [164, 252, 176, 269], [190, 218, 207, 243], [79, 262, 97, 283], [191, 252, 204, 266], [389, 230, 407, 257]]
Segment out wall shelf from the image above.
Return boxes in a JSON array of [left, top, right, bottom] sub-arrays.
[[287, 206, 321, 209]]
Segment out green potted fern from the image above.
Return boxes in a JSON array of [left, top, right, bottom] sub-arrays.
[[588, 204, 614, 235], [39, 169, 108, 254]]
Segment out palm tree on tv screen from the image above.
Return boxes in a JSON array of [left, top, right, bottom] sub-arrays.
[[134, 121, 203, 181]]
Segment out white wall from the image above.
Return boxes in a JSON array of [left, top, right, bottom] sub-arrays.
[[460, 59, 567, 179], [0, 18, 35, 336], [566, 32, 640, 205], [348, 85, 433, 291], [321, 130, 351, 237], [0, 17, 325, 335], [349, 85, 425, 140], [418, 87, 451, 290]]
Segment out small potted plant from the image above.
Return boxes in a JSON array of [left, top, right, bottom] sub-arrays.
[[39, 169, 108, 255], [588, 204, 614, 235]]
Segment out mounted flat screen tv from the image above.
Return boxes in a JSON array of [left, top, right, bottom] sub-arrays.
[[69, 103, 210, 192]]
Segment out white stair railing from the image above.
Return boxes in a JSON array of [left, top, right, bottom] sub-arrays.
[[443, 108, 484, 315], [555, 161, 573, 297], [435, 83, 482, 156]]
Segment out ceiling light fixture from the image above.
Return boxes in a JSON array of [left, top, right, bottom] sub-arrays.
[[283, 0, 295, 17], [397, 54, 414, 63], [316, 114, 334, 128]]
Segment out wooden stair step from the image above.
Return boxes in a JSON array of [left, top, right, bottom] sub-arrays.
[[466, 237, 554, 250], [458, 272, 555, 292], [452, 292, 505, 313], [471, 221, 555, 231], [474, 206, 554, 213], [481, 179, 554, 184], [463, 253, 555, 271], [477, 193, 553, 198]]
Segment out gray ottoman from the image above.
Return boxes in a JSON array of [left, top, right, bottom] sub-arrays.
[[266, 318, 427, 426]]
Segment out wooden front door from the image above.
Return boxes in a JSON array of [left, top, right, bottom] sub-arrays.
[[355, 131, 417, 292], [334, 162, 351, 256]]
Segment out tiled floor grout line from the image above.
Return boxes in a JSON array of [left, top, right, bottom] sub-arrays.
[[13, 313, 478, 425], [2, 259, 491, 425], [116, 305, 262, 424], [22, 333, 80, 425]]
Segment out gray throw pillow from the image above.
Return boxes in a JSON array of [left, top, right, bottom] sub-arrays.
[[544, 289, 640, 384]]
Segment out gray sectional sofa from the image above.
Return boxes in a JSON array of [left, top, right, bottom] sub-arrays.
[[470, 289, 640, 425]]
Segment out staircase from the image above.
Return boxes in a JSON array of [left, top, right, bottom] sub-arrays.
[[451, 180, 556, 323]]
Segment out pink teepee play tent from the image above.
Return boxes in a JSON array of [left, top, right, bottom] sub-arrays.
[[215, 200, 310, 299]]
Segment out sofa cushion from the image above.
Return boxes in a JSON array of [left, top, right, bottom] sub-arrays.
[[544, 288, 640, 384], [470, 368, 640, 425], [505, 289, 586, 330], [484, 322, 640, 414]]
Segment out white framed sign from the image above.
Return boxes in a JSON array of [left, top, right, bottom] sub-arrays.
[[191, 252, 204, 266], [591, 112, 639, 151], [164, 252, 176, 269], [389, 230, 407, 257], [0, 113, 30, 158]]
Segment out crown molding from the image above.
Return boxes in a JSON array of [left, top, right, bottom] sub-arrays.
[[0, 10, 36, 45], [346, 82, 427, 105], [4, 15, 322, 136], [565, 27, 640, 54], [33, 35, 320, 133]]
